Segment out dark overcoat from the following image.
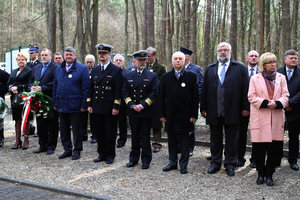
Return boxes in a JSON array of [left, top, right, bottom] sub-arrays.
[[200, 59, 249, 125], [158, 68, 198, 134]]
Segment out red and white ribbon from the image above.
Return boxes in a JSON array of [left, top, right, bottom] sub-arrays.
[[21, 95, 34, 135]]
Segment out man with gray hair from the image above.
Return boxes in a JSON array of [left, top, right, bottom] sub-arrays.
[[53, 46, 90, 160], [146, 46, 166, 153], [82, 54, 97, 143], [277, 49, 300, 171], [200, 42, 249, 176], [30, 48, 59, 155], [159, 51, 198, 174]]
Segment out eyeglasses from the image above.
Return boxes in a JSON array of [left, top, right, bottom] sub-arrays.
[[264, 61, 277, 65], [217, 49, 230, 53]]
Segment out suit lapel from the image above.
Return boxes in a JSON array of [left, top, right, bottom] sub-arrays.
[[133, 70, 145, 89], [257, 73, 269, 99], [97, 63, 112, 84]]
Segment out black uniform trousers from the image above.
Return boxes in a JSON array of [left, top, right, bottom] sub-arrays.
[[287, 121, 300, 164], [117, 106, 127, 146], [0, 119, 3, 141], [210, 117, 238, 170], [237, 114, 256, 163], [94, 113, 117, 160], [82, 111, 97, 140], [253, 141, 283, 177], [59, 112, 83, 154], [129, 117, 152, 164], [168, 131, 189, 168], [36, 110, 58, 151]]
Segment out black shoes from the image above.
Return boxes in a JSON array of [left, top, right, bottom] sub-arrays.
[[117, 143, 125, 148], [189, 152, 193, 157], [207, 166, 220, 174], [206, 156, 212, 161], [58, 151, 72, 159], [72, 153, 80, 160], [126, 162, 138, 167], [142, 164, 149, 169], [180, 167, 188, 174], [236, 160, 245, 167], [266, 177, 274, 186], [226, 169, 235, 176], [34, 133, 39, 137], [90, 138, 97, 144], [106, 159, 114, 164], [33, 148, 47, 153], [11, 141, 22, 149], [290, 163, 299, 171], [46, 150, 54, 155], [93, 157, 106, 162], [0, 139, 4, 147], [256, 176, 264, 185], [250, 161, 256, 168], [82, 136, 88, 141], [163, 165, 177, 172]]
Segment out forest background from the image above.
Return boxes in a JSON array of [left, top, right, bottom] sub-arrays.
[[0, 0, 299, 71]]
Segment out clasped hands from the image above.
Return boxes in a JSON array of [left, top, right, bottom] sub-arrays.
[[267, 100, 277, 109]]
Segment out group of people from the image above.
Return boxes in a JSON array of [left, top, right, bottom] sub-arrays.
[[1, 41, 299, 187]]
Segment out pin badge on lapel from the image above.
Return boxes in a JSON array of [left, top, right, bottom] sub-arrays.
[[68, 74, 72, 78], [181, 83, 186, 87], [276, 80, 279, 85]]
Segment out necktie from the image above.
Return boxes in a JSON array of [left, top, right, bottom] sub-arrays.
[[138, 71, 141, 76], [40, 65, 47, 78], [176, 71, 180, 79], [250, 68, 254, 78], [287, 69, 292, 80], [101, 65, 104, 72], [66, 64, 70, 72], [220, 64, 226, 84]]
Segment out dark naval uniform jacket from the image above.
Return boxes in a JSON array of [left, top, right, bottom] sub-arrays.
[[123, 69, 158, 118], [26, 60, 42, 69], [158, 68, 199, 134], [185, 62, 203, 102], [87, 62, 123, 113]]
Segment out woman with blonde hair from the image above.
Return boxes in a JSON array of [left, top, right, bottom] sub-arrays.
[[248, 52, 289, 186], [8, 52, 33, 150]]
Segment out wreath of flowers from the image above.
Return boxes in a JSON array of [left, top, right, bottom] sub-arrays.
[[0, 97, 8, 119], [22, 81, 53, 118]]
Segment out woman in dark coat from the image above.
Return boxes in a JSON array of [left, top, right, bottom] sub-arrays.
[[8, 52, 33, 150]]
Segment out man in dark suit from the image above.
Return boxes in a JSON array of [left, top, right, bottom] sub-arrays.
[[82, 54, 97, 143], [30, 48, 58, 155], [53, 46, 90, 160], [146, 47, 166, 153], [200, 42, 249, 176], [87, 44, 123, 164], [277, 49, 300, 171], [123, 50, 158, 169], [179, 46, 204, 157], [113, 54, 130, 148], [236, 50, 259, 168], [0, 69, 9, 147], [159, 51, 198, 174]]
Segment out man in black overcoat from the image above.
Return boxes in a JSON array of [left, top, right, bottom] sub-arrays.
[[87, 44, 123, 164], [30, 48, 58, 155], [200, 42, 249, 176], [0, 68, 9, 147], [159, 51, 198, 174], [277, 49, 300, 171]]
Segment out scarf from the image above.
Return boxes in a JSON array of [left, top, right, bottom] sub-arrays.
[[262, 70, 276, 99]]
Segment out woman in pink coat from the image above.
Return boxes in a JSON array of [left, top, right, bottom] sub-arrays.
[[248, 52, 289, 186]]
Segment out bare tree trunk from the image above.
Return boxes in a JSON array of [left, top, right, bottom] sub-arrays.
[[90, 0, 98, 60], [239, 0, 245, 61], [184, 0, 191, 47], [143, 0, 148, 48], [48, 0, 56, 53], [58, 0, 64, 52], [175, 0, 181, 49], [76, 0, 85, 62], [256, 0, 264, 54], [221, 0, 228, 41], [161, 0, 167, 64], [10, 0, 13, 47], [192, 0, 197, 63], [230, 0, 237, 59], [203, 0, 211, 68], [292, 0, 299, 50], [282, 0, 291, 50], [148, 0, 155, 47], [131, 0, 139, 51], [124, 0, 129, 67], [265, 0, 271, 52], [167, 0, 174, 71], [84, 0, 91, 55]]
